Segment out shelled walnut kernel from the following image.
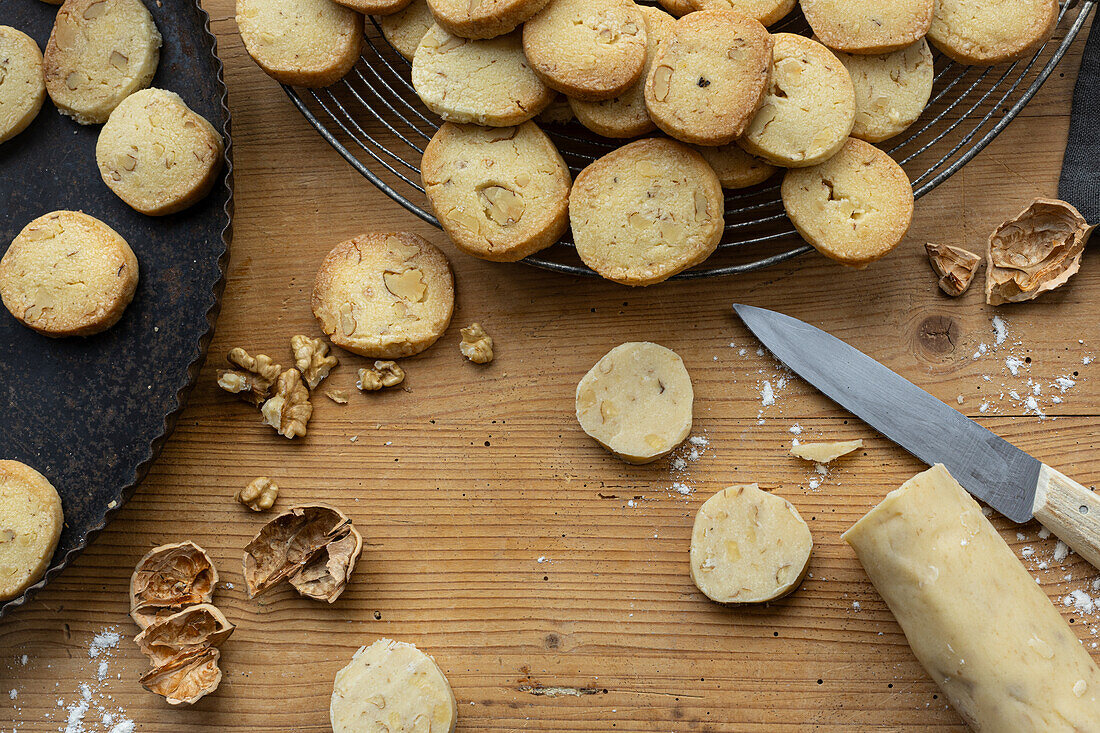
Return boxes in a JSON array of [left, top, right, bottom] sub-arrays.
[[357, 361, 405, 391], [261, 369, 313, 439], [237, 477, 278, 512], [217, 348, 282, 406], [291, 335, 339, 390], [460, 323, 493, 364]]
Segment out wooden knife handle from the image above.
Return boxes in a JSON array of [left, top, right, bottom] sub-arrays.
[[1032, 464, 1100, 571]]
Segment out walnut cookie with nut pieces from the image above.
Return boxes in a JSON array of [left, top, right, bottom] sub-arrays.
[[0, 461, 63, 601], [380, 0, 434, 60], [687, 0, 795, 27], [0, 27, 46, 145], [427, 0, 550, 39], [801, 0, 934, 55], [644, 10, 772, 146], [236, 0, 362, 87], [422, 122, 570, 262], [834, 39, 934, 144], [928, 0, 1057, 66], [312, 232, 455, 358]]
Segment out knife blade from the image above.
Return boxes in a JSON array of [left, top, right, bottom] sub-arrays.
[[731, 304, 1100, 575]]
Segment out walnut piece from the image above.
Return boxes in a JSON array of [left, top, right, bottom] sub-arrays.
[[217, 348, 282, 406], [243, 504, 362, 603], [130, 542, 219, 630], [926, 243, 982, 297], [134, 604, 235, 668], [357, 361, 405, 391], [237, 477, 278, 512], [261, 369, 313, 439], [291, 335, 338, 390], [986, 198, 1093, 305], [140, 647, 223, 706], [460, 323, 494, 364], [326, 389, 350, 404]]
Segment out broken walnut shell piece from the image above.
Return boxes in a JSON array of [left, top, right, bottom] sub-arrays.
[[288, 525, 363, 603], [926, 243, 982, 297], [243, 504, 361, 601], [130, 541, 219, 630], [986, 198, 1093, 306], [140, 646, 223, 706], [134, 603, 235, 668]]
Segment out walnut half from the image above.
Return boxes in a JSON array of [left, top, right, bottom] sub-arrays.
[[261, 369, 313, 439], [291, 335, 338, 390], [926, 243, 982, 296], [237, 477, 278, 512], [357, 361, 405, 391], [460, 323, 494, 364], [130, 542, 219, 630], [217, 348, 282, 406]]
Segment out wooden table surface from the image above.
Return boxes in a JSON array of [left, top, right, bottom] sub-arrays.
[[3, 3, 1100, 731]]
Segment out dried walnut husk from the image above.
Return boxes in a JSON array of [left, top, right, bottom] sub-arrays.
[[140, 646, 223, 706], [217, 347, 282, 406], [130, 542, 219, 629], [243, 504, 362, 602], [926, 243, 982, 296], [291, 335, 339, 390], [134, 603, 235, 668], [261, 368, 313, 439], [986, 198, 1092, 305]]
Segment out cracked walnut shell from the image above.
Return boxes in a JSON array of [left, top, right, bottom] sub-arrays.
[[926, 243, 982, 296], [261, 369, 313, 439], [237, 477, 278, 512], [292, 335, 338, 390], [217, 347, 282, 406], [460, 323, 494, 364], [140, 646, 222, 706], [986, 198, 1092, 305], [134, 603, 235, 668], [130, 541, 218, 629], [357, 361, 405, 391]]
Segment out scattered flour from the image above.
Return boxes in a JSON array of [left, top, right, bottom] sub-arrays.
[[789, 424, 803, 435], [992, 315, 1007, 346]]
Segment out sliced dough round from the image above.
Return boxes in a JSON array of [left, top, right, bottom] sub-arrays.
[[690, 484, 812, 604], [96, 88, 224, 216], [0, 460, 63, 601], [1, 211, 139, 337], [380, 0, 433, 60], [570, 138, 724, 286], [740, 33, 855, 167], [802, 0, 934, 55], [694, 143, 777, 189], [331, 639, 457, 733], [427, 0, 550, 40], [236, 0, 361, 87], [422, 121, 570, 262], [43, 0, 162, 125], [928, 0, 1057, 66], [312, 232, 454, 358], [687, 0, 796, 27], [576, 342, 693, 464], [523, 0, 648, 102], [781, 138, 913, 268], [412, 24, 553, 126], [644, 10, 772, 146], [835, 39, 933, 144], [569, 5, 675, 139], [0, 27, 46, 144]]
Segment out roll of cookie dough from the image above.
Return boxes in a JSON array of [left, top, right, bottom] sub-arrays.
[[0, 27, 46, 144], [843, 465, 1100, 731], [0, 461, 63, 601], [331, 638, 458, 733], [690, 484, 812, 604], [576, 342, 693, 464]]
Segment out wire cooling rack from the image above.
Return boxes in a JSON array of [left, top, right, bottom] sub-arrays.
[[283, 1, 1095, 279]]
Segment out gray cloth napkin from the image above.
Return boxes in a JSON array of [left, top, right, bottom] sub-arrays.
[[1059, 12, 1100, 223]]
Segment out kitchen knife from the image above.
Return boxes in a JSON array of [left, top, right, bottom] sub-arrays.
[[733, 303, 1100, 570]]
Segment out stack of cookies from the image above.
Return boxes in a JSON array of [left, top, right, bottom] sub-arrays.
[[237, 0, 1059, 284]]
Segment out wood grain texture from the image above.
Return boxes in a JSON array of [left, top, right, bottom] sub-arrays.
[[2, 4, 1099, 731]]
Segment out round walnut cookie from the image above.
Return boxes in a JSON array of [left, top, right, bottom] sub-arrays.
[[427, 0, 550, 40], [836, 39, 934, 144], [570, 138, 723, 286], [43, 0, 162, 125], [412, 24, 553, 127], [312, 232, 454, 359], [644, 10, 772, 146], [380, 0, 434, 61], [236, 0, 362, 88], [781, 138, 914, 268], [0, 461, 63, 602], [422, 122, 570, 262], [689, 484, 813, 604], [0, 26, 46, 145], [687, 0, 796, 27], [0, 211, 139, 337], [331, 0, 410, 12], [801, 0, 934, 55], [522, 0, 648, 102], [739, 33, 855, 167], [693, 143, 777, 189], [96, 88, 224, 216], [928, 0, 1057, 66]]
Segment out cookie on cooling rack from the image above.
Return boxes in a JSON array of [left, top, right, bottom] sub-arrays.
[[569, 5, 675, 139], [0, 27, 46, 144], [644, 10, 772, 146], [422, 122, 571, 262], [412, 24, 553, 126], [237, 0, 361, 87], [523, 0, 648, 102], [657, 0, 694, 16], [928, 0, 1058, 65], [570, 138, 724, 286], [0, 461, 63, 602], [0, 211, 139, 337], [693, 143, 777, 189], [96, 88, 224, 216], [535, 94, 574, 125], [740, 33, 855, 167], [43, 0, 161, 125], [687, 0, 796, 27], [781, 138, 913, 268], [802, 0, 934, 55], [312, 232, 454, 358], [379, 0, 433, 60], [333, 0, 411, 13], [836, 39, 934, 144], [427, 0, 550, 40]]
